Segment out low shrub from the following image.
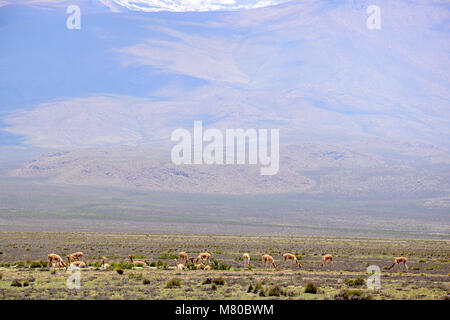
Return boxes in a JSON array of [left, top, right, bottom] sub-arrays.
[[115, 267, 124, 275], [253, 281, 263, 294], [304, 282, 317, 294], [344, 277, 365, 287], [158, 252, 178, 260], [29, 260, 47, 268], [268, 285, 285, 297], [212, 277, 225, 286], [166, 279, 182, 288], [11, 280, 22, 287], [335, 289, 371, 300]]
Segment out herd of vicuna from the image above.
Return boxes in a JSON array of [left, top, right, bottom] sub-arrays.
[[47, 251, 409, 272]]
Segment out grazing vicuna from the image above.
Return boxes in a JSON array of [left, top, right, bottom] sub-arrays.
[[262, 254, 278, 271], [128, 255, 147, 267], [321, 254, 333, 267], [69, 252, 84, 261], [195, 252, 211, 265], [48, 253, 67, 268], [283, 253, 301, 268], [387, 257, 408, 271], [242, 253, 250, 268], [66, 256, 86, 268]]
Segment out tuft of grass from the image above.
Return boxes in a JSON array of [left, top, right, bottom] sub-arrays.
[[211, 283, 218, 291], [212, 277, 225, 286], [344, 277, 365, 287], [10, 280, 22, 287], [128, 272, 142, 280], [253, 281, 263, 294], [50, 269, 57, 275], [268, 285, 285, 297], [166, 279, 182, 288], [142, 279, 150, 285], [304, 282, 318, 294], [202, 278, 212, 285], [29, 260, 47, 268], [115, 267, 124, 275], [335, 289, 371, 300], [22, 280, 30, 287], [158, 252, 178, 260]]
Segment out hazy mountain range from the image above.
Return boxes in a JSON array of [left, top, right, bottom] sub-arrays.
[[0, 0, 449, 235]]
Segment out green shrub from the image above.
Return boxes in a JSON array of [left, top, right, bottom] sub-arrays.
[[335, 289, 371, 300], [115, 267, 124, 275], [253, 281, 263, 293], [304, 282, 317, 294], [212, 277, 225, 286], [344, 277, 365, 287], [154, 260, 169, 270], [11, 280, 22, 287], [166, 279, 182, 288], [128, 272, 142, 280], [158, 252, 178, 260], [14, 261, 26, 267], [29, 260, 46, 268], [186, 263, 198, 270], [268, 285, 285, 297]]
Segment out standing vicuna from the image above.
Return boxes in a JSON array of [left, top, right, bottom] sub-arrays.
[[242, 253, 250, 269], [47, 253, 67, 268], [283, 253, 301, 268], [101, 256, 110, 269], [262, 254, 278, 271], [321, 254, 333, 267], [387, 257, 408, 272], [179, 252, 189, 264], [128, 255, 147, 267]]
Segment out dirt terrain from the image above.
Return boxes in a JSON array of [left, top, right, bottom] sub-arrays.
[[0, 232, 448, 300]]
